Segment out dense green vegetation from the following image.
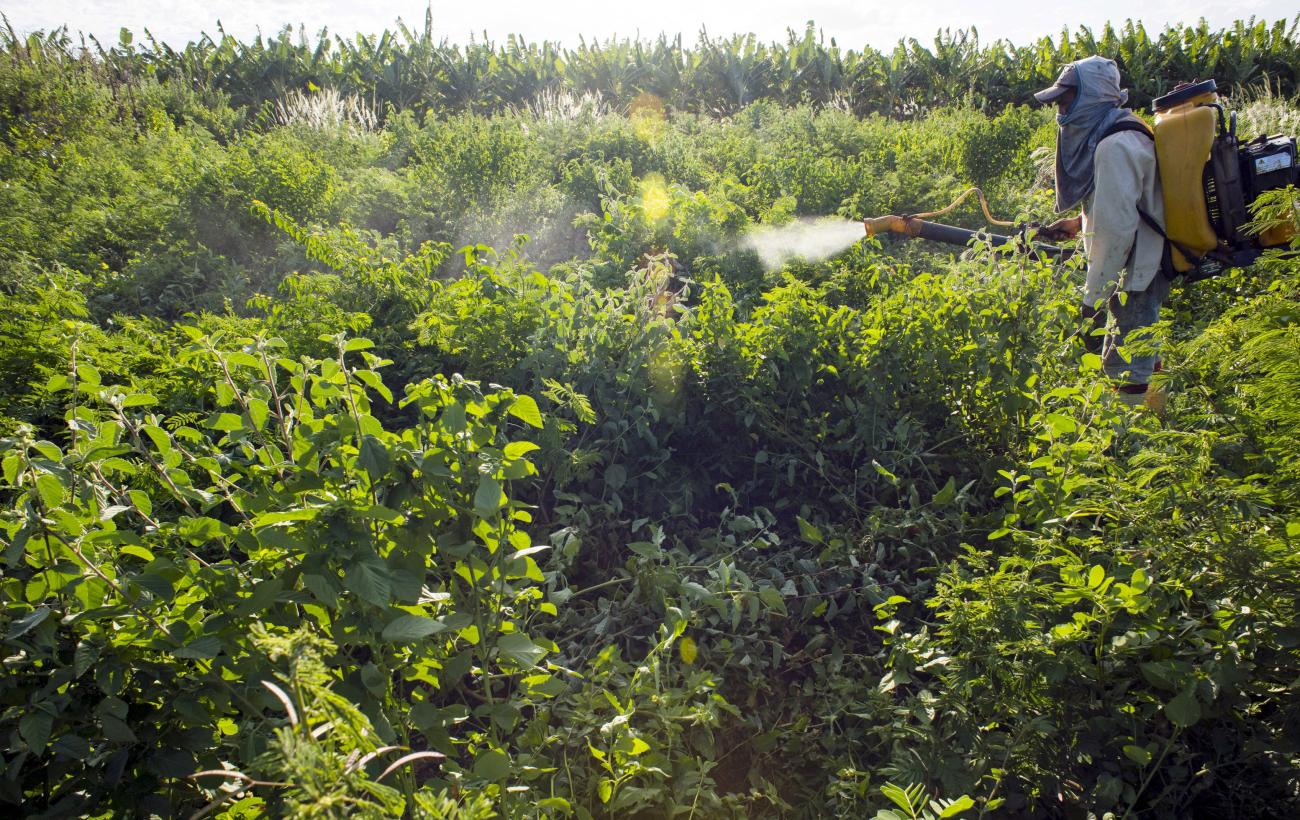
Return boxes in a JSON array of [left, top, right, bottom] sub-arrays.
[[2, 16, 1299, 819], [5, 14, 1300, 120]]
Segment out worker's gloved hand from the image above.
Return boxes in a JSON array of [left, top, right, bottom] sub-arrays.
[[1079, 304, 1105, 354], [1041, 216, 1083, 242]]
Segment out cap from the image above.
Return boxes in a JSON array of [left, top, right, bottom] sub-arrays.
[[1034, 64, 1079, 103]]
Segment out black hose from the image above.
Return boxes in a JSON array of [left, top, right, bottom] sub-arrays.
[[912, 220, 1073, 258]]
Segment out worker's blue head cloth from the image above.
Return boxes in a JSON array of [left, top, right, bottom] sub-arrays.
[[1044, 56, 1132, 213]]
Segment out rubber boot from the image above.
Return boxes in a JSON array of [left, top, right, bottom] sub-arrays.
[[1145, 361, 1167, 414], [1115, 389, 1147, 408], [1115, 383, 1148, 409], [1145, 384, 1168, 413]]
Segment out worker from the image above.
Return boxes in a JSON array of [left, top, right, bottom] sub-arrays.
[[1036, 57, 1168, 409]]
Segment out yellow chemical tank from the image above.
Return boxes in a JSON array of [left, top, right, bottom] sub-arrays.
[[1153, 80, 1221, 271]]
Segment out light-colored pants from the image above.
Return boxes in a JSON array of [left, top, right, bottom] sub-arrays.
[[1103, 275, 1170, 384]]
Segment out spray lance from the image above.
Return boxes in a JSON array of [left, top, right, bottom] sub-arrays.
[[861, 188, 1074, 258]]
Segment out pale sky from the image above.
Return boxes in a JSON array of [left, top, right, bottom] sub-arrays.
[[2, 0, 1294, 51]]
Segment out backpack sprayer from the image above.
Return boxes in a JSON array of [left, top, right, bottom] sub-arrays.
[[863, 80, 1299, 278], [1148, 80, 1296, 276]]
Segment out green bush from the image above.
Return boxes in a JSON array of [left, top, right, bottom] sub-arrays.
[[1, 331, 558, 814]]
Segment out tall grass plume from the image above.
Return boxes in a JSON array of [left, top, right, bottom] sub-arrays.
[[274, 87, 376, 133]]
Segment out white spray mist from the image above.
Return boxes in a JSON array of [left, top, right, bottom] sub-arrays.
[[740, 217, 864, 270]]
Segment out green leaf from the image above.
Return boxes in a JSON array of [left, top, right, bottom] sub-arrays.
[[302, 574, 338, 608], [74, 640, 101, 678], [509, 395, 544, 428], [360, 663, 385, 697], [235, 579, 283, 616], [35, 473, 64, 509], [503, 441, 540, 459], [32, 441, 62, 461], [2, 455, 18, 486], [6, 606, 51, 639], [472, 749, 510, 781], [511, 544, 551, 560], [518, 556, 545, 582], [796, 516, 823, 544], [119, 545, 154, 562], [626, 736, 650, 756], [536, 797, 571, 811], [1165, 689, 1201, 728], [141, 425, 172, 454], [96, 661, 127, 695], [100, 714, 138, 744], [344, 338, 375, 352], [253, 508, 318, 527], [121, 393, 157, 408], [98, 504, 130, 522], [938, 795, 976, 817], [215, 382, 236, 406], [96, 695, 128, 720], [932, 477, 957, 506], [881, 782, 919, 813], [209, 413, 245, 432], [19, 710, 53, 753], [409, 700, 440, 731], [4, 525, 30, 565], [344, 556, 393, 607], [1123, 744, 1153, 766], [128, 489, 152, 518], [173, 636, 222, 660], [628, 541, 661, 559], [474, 475, 505, 519], [497, 632, 547, 668], [440, 403, 467, 433], [1044, 412, 1077, 435], [1087, 565, 1105, 589], [382, 614, 446, 643], [247, 398, 270, 430], [358, 435, 391, 484], [357, 504, 405, 524], [1140, 659, 1189, 691], [224, 351, 262, 369], [134, 573, 174, 601], [604, 463, 627, 490], [355, 369, 393, 403], [389, 565, 424, 603], [758, 586, 788, 616], [52, 734, 91, 760]]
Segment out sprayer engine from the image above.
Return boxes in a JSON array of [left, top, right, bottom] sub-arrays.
[[1154, 79, 1297, 276]]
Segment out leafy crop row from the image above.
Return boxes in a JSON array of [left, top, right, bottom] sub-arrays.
[[6, 15, 1299, 120]]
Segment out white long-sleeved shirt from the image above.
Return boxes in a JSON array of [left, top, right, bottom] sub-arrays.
[[1080, 130, 1166, 306]]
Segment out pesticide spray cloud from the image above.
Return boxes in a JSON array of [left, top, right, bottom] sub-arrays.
[[740, 217, 864, 270]]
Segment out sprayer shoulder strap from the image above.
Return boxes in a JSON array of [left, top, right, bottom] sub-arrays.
[[1097, 118, 1198, 278], [1101, 119, 1155, 142], [1128, 199, 1205, 279]]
